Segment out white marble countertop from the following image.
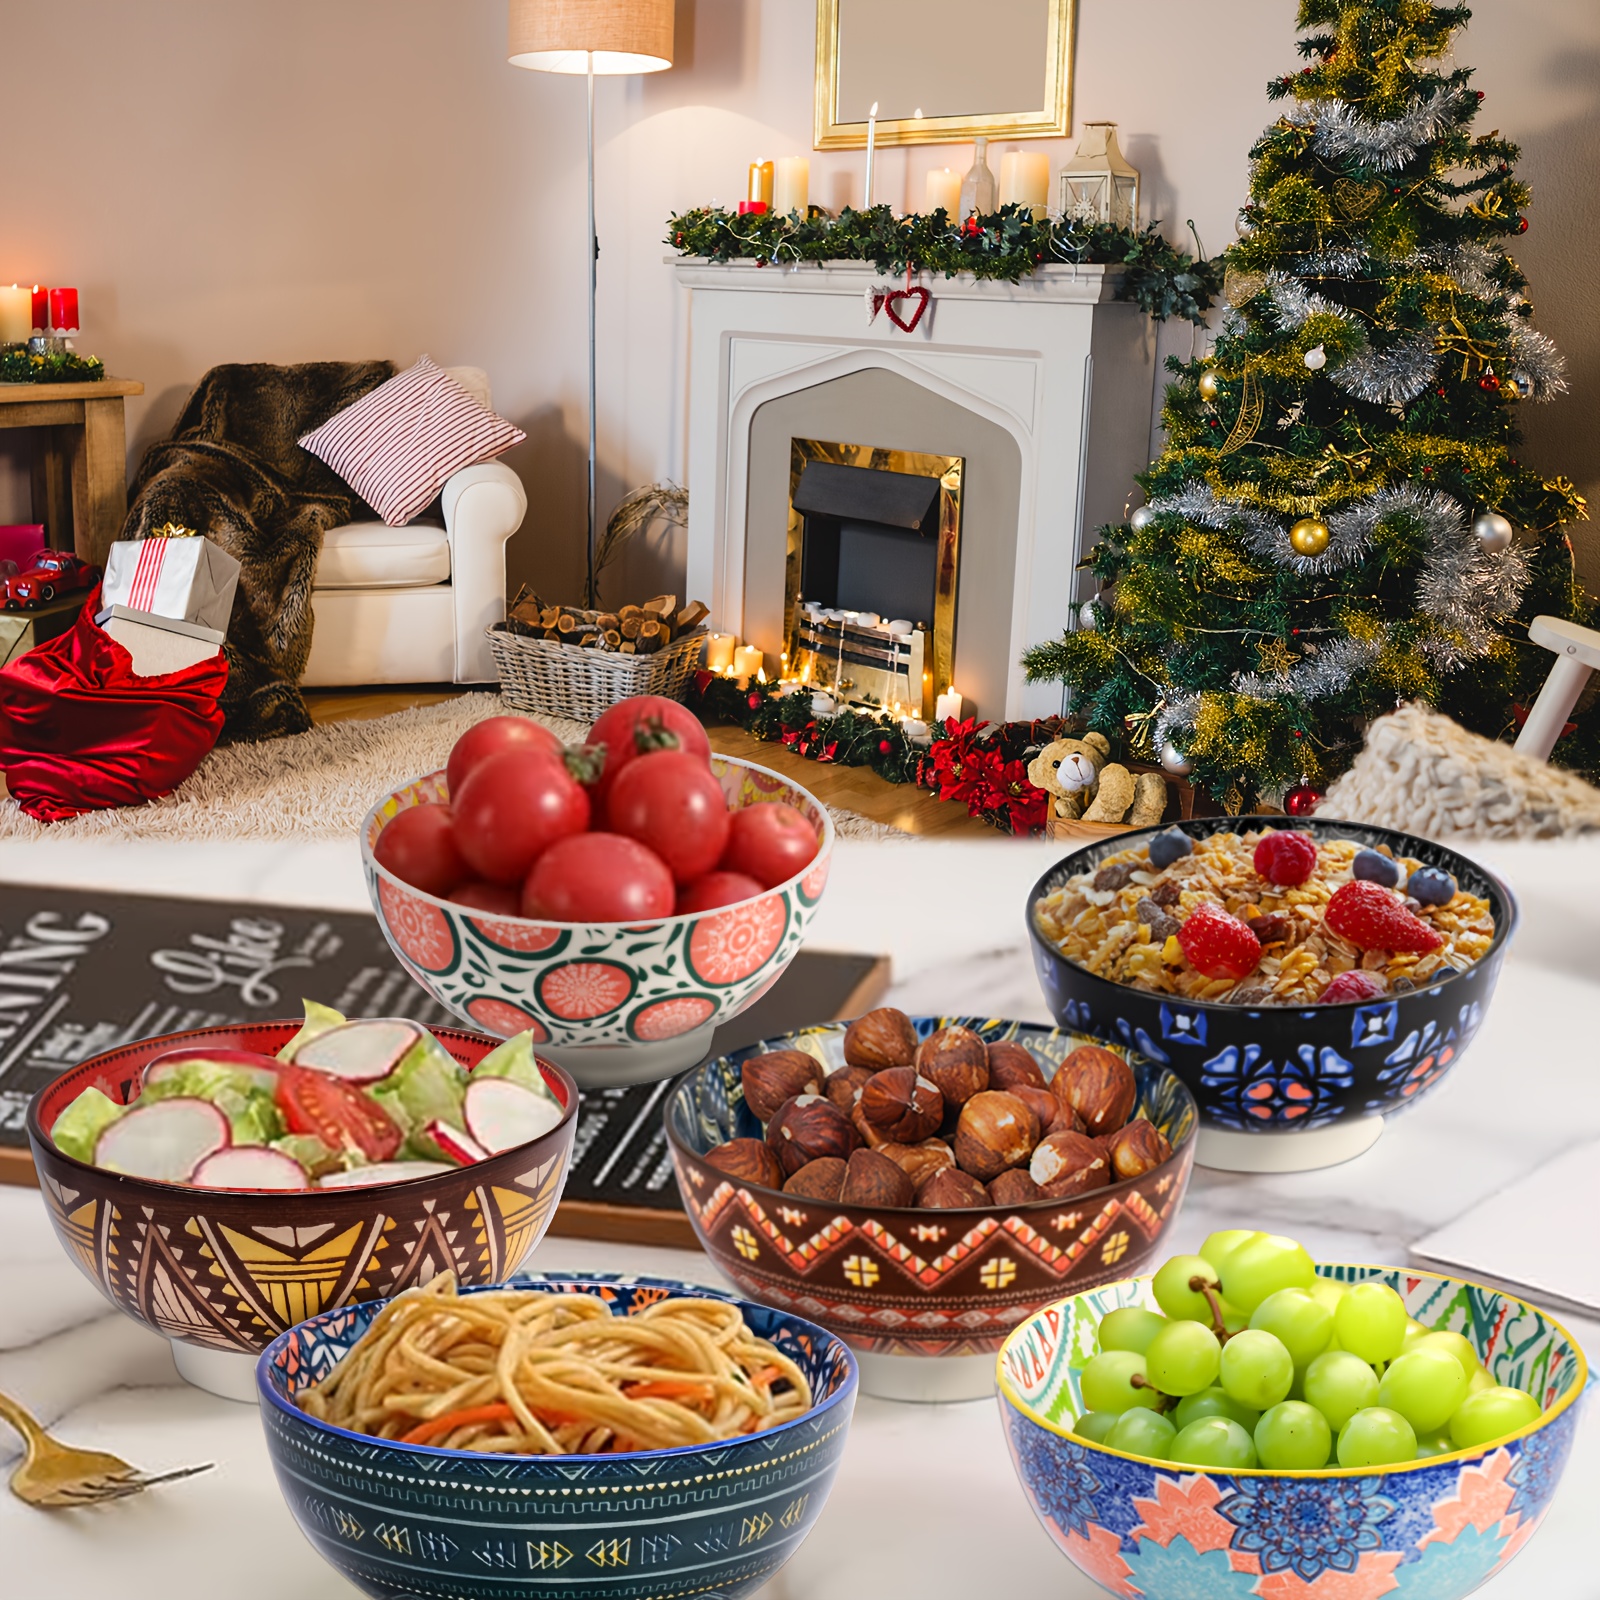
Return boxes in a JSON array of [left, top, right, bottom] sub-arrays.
[[1, 834, 1596, 1599]]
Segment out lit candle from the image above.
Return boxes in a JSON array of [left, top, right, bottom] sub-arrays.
[[999, 152, 1050, 218], [864, 101, 879, 208], [705, 633, 736, 673], [30, 285, 47, 333], [935, 684, 964, 723], [0, 285, 29, 343], [732, 644, 764, 684], [812, 692, 837, 717], [47, 287, 79, 333], [773, 157, 809, 217], [900, 716, 931, 745], [924, 167, 961, 217]]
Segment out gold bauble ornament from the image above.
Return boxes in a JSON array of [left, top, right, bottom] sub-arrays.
[[1198, 371, 1221, 402], [1289, 516, 1331, 556]]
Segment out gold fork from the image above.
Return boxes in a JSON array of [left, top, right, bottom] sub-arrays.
[[0, 1390, 213, 1508]]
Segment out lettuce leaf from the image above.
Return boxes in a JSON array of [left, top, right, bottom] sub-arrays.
[[278, 999, 347, 1063], [270, 1132, 343, 1178], [471, 1031, 560, 1104], [367, 1030, 469, 1161], [143, 1060, 284, 1145], [52, 1086, 126, 1164]]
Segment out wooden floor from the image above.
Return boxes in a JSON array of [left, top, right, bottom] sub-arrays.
[[303, 686, 993, 839]]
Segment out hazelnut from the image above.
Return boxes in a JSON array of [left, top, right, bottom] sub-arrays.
[[741, 1050, 822, 1122], [822, 1064, 874, 1113], [1011, 1085, 1061, 1135], [1051, 1045, 1137, 1137], [877, 1139, 956, 1189], [1104, 1118, 1173, 1180], [1029, 1130, 1110, 1198], [784, 1156, 848, 1201], [915, 1025, 990, 1107], [1049, 1101, 1087, 1137], [765, 1094, 861, 1175], [843, 1007, 918, 1071], [840, 1147, 915, 1208], [859, 1066, 945, 1143], [953, 1091, 1042, 1182], [916, 1167, 989, 1209], [986, 1040, 1047, 1093], [988, 1168, 1043, 1207], [704, 1138, 784, 1189]]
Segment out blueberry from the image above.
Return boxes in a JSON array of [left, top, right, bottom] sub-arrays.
[[1147, 828, 1193, 870], [1407, 866, 1457, 906], [1352, 848, 1400, 888]]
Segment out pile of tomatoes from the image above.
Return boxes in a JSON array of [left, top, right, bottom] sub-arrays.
[[374, 696, 821, 922]]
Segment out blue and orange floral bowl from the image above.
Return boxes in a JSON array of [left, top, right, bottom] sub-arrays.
[[1027, 818, 1517, 1172], [998, 1264, 1586, 1600], [363, 755, 833, 1088], [257, 1272, 857, 1600]]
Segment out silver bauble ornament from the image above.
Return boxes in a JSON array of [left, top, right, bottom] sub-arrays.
[[1303, 344, 1328, 371], [1510, 373, 1534, 400], [1160, 741, 1193, 776], [1473, 511, 1514, 554], [1234, 208, 1253, 239], [1078, 601, 1098, 632], [1129, 505, 1156, 531]]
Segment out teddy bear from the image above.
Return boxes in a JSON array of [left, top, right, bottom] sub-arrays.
[[1028, 733, 1167, 826]]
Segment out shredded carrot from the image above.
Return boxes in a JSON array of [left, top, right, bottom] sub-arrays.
[[401, 1403, 516, 1445], [622, 1379, 715, 1401], [746, 1365, 782, 1391]]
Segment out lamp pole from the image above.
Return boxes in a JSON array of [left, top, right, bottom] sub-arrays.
[[585, 50, 598, 606]]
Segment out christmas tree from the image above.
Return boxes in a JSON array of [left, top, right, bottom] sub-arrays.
[[1023, 0, 1592, 811]]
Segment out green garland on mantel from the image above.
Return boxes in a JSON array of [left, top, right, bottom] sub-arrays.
[[0, 348, 105, 384], [667, 203, 1224, 323]]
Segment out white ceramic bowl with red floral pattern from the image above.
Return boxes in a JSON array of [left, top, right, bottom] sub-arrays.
[[361, 755, 833, 1087]]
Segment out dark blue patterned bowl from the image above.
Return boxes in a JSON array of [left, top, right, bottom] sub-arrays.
[[257, 1273, 857, 1599], [998, 1264, 1588, 1600], [1027, 818, 1517, 1171]]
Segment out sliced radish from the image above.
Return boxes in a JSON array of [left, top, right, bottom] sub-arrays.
[[464, 1076, 565, 1154], [143, 1048, 281, 1094], [315, 1160, 453, 1189], [291, 1019, 422, 1084], [427, 1119, 489, 1165], [191, 1146, 310, 1191], [95, 1098, 230, 1182]]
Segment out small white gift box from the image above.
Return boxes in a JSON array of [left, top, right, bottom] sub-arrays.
[[101, 534, 240, 632], [95, 603, 225, 678]]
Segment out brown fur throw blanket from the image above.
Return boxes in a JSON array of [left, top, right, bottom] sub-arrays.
[[122, 360, 395, 740]]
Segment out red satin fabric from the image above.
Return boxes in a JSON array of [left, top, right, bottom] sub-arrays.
[[0, 586, 227, 822]]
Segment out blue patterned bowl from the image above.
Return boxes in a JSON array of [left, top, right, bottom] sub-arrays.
[[1027, 818, 1517, 1171], [257, 1273, 857, 1600], [362, 755, 833, 1089], [998, 1264, 1587, 1600]]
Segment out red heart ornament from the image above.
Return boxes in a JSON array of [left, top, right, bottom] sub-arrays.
[[884, 286, 931, 333]]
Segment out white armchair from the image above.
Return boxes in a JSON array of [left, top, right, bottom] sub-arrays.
[[301, 367, 527, 686]]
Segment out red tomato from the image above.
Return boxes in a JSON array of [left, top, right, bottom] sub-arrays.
[[276, 1064, 402, 1163], [452, 749, 591, 885], [676, 871, 764, 915], [450, 880, 522, 915], [447, 716, 564, 799], [607, 750, 730, 884], [720, 803, 819, 888], [522, 832, 675, 922], [373, 803, 468, 896], [586, 695, 712, 809]]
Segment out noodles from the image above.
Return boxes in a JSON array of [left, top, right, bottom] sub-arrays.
[[297, 1275, 814, 1454]]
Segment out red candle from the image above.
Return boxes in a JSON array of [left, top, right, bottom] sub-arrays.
[[736, 200, 768, 216], [48, 287, 79, 332], [30, 286, 48, 332]]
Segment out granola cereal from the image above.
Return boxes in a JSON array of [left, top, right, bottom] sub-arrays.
[[1033, 830, 1496, 1005]]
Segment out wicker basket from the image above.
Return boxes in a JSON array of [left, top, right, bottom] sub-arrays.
[[487, 624, 708, 722]]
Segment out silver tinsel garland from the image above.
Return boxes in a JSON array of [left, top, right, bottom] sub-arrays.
[[1296, 88, 1472, 172], [1234, 636, 1385, 701], [1330, 333, 1440, 404], [1504, 323, 1567, 400], [1266, 271, 1337, 330]]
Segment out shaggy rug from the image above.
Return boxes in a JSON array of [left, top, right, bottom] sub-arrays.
[[0, 694, 912, 843]]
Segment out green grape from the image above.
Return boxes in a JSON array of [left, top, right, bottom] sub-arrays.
[[1250, 1288, 1334, 1369], [1199, 1229, 1259, 1275], [1379, 1349, 1470, 1433], [1467, 1366, 1494, 1397], [1401, 1317, 1427, 1349], [1406, 1329, 1481, 1379], [1153, 1254, 1223, 1322], [1107, 1406, 1178, 1460], [1219, 1329, 1294, 1409], [1070, 1410, 1121, 1444], [1169, 1416, 1258, 1469], [1415, 1429, 1456, 1459], [1145, 1319, 1222, 1397], [1303, 1350, 1380, 1432], [1173, 1387, 1261, 1433], [1333, 1281, 1408, 1364], [1100, 1307, 1168, 1355], [1338, 1406, 1418, 1467], [1254, 1401, 1333, 1470], [1449, 1386, 1542, 1450], [1308, 1278, 1347, 1318], [1220, 1233, 1316, 1313], [1081, 1351, 1164, 1414]]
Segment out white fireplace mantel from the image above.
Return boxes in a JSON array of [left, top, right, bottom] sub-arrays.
[[674, 259, 1156, 719]]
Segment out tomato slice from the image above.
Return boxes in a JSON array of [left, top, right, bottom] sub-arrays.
[[275, 1063, 402, 1163]]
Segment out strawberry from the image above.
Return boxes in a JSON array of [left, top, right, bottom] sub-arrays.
[[1319, 970, 1387, 1004], [1177, 902, 1263, 980], [1324, 880, 1442, 953], [1253, 829, 1317, 886]]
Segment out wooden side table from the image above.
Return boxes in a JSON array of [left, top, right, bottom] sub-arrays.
[[0, 378, 143, 566]]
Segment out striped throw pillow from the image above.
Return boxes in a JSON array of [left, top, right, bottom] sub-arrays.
[[298, 356, 525, 527]]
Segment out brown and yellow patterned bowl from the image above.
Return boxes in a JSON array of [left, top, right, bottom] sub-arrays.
[[27, 1021, 577, 1395], [664, 1017, 1197, 1402]]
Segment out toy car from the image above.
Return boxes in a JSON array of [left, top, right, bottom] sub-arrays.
[[2, 550, 99, 610]]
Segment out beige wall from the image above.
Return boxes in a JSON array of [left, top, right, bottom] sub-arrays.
[[3, 0, 1597, 606]]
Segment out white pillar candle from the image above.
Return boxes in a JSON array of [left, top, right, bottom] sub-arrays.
[[705, 633, 736, 673], [935, 685, 964, 723], [774, 157, 809, 218], [924, 168, 961, 216], [0, 285, 30, 343], [999, 152, 1050, 218], [864, 101, 879, 207], [812, 692, 837, 717], [732, 644, 764, 684]]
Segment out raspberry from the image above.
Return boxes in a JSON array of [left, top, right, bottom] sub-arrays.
[[1178, 902, 1263, 980], [1320, 970, 1387, 1004], [1253, 829, 1318, 886], [1325, 880, 1442, 953]]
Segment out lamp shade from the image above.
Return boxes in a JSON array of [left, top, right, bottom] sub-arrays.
[[508, 0, 673, 74]]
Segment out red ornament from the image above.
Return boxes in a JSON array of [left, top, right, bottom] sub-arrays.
[[1515, 217, 1528, 234], [878, 738, 892, 754], [1479, 372, 1500, 391], [747, 692, 762, 709], [1284, 783, 1324, 817]]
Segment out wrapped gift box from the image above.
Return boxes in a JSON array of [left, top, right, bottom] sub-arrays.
[[0, 590, 87, 668], [0, 525, 47, 567], [95, 604, 225, 679], [101, 534, 240, 631]]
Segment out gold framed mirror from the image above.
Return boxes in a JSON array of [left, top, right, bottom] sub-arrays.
[[814, 0, 1074, 150]]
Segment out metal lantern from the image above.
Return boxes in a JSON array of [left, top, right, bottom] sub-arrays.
[[1059, 122, 1140, 228]]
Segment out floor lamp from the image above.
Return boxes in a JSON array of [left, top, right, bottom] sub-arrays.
[[508, 0, 673, 606]]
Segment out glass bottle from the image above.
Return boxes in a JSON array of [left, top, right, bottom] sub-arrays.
[[958, 137, 997, 219]]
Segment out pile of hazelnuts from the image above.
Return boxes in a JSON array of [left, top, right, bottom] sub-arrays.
[[701, 1007, 1174, 1211]]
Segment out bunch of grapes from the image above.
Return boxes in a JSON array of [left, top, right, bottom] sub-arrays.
[[1070, 1231, 1543, 1470]]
